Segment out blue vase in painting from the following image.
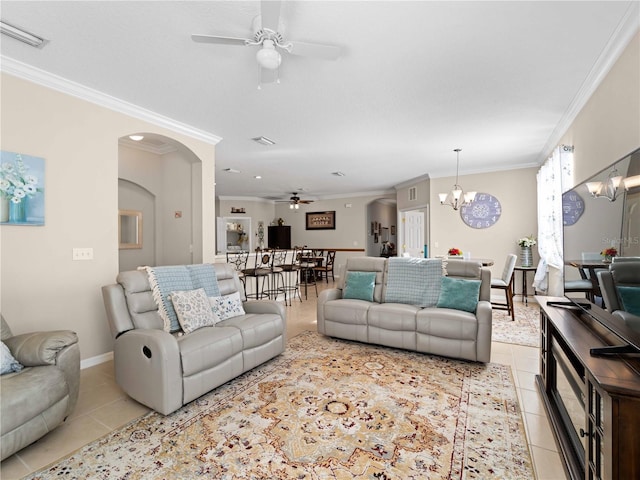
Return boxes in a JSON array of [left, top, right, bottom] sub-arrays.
[[8, 198, 27, 223]]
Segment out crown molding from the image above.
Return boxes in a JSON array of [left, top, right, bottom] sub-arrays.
[[537, 2, 640, 163], [0, 55, 222, 146]]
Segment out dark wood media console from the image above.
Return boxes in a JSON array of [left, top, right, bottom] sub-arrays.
[[536, 297, 640, 480]]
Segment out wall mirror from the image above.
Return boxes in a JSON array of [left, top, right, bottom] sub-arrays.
[[119, 209, 142, 249]]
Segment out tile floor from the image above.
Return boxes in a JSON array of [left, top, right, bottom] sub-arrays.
[[1, 280, 566, 479]]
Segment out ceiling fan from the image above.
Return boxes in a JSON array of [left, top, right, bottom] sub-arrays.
[[276, 192, 314, 209], [191, 0, 342, 84]]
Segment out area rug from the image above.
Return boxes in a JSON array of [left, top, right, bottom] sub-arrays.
[[491, 301, 541, 347], [28, 332, 534, 479]]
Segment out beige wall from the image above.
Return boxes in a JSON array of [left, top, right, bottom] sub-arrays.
[[0, 73, 216, 362], [430, 167, 539, 282], [561, 31, 640, 186]]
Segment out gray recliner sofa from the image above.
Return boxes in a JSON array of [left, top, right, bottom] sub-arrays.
[[317, 257, 492, 362], [102, 263, 286, 415], [597, 259, 640, 330], [1, 315, 80, 461]]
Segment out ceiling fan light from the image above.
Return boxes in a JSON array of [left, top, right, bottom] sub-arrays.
[[289, 203, 294, 210], [256, 40, 281, 70]]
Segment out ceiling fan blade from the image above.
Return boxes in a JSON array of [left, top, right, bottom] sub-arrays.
[[288, 41, 341, 60], [299, 200, 314, 204], [191, 34, 250, 46], [260, 0, 282, 32]]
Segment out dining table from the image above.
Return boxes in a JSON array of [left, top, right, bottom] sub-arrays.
[[445, 256, 494, 267]]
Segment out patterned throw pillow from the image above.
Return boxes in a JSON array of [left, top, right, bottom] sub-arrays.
[[1, 340, 23, 375], [209, 291, 246, 321], [170, 288, 218, 334]]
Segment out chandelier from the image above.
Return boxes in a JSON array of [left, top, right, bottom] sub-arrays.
[[585, 167, 624, 202], [439, 149, 476, 210]]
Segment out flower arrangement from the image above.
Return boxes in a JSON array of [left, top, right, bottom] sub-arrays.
[[448, 247, 463, 256], [601, 247, 617, 259], [0, 154, 41, 204], [517, 235, 537, 248]]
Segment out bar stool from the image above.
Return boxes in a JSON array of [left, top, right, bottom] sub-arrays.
[[299, 248, 318, 299], [226, 251, 249, 297], [242, 251, 271, 300], [261, 249, 287, 302], [280, 247, 302, 305]]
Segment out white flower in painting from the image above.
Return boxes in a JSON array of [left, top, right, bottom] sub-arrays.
[[1, 163, 15, 173], [0, 154, 42, 204]]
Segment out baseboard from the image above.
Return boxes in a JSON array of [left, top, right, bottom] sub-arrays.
[[81, 351, 113, 370]]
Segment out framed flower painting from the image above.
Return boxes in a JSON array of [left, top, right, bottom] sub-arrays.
[[0, 150, 45, 226]]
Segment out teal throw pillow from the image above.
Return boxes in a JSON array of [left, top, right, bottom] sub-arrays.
[[617, 286, 640, 316], [436, 276, 481, 313], [343, 271, 377, 302]]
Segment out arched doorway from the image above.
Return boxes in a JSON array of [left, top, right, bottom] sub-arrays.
[[118, 133, 204, 270]]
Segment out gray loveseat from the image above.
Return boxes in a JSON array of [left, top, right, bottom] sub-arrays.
[[317, 257, 492, 362], [102, 263, 286, 415], [1, 315, 80, 461]]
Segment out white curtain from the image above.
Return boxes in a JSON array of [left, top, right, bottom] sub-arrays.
[[533, 145, 573, 294]]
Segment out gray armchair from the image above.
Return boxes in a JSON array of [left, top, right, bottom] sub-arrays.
[[0, 315, 80, 460], [597, 260, 640, 330]]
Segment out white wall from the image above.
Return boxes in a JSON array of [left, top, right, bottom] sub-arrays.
[[430, 167, 539, 283], [0, 73, 216, 362], [561, 32, 640, 186]]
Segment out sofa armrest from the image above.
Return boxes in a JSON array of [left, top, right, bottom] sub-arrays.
[[5, 330, 78, 367], [475, 300, 492, 362], [243, 299, 285, 320], [317, 288, 343, 334], [113, 329, 182, 415]]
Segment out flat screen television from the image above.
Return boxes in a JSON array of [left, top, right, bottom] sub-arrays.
[[562, 146, 640, 356]]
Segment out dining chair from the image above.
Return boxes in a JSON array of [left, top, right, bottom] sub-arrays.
[[491, 254, 517, 320], [564, 251, 606, 303], [313, 250, 337, 283]]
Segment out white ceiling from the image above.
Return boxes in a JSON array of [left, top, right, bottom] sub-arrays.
[[1, 1, 638, 202]]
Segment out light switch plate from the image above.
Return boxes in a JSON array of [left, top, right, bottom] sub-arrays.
[[72, 248, 93, 260]]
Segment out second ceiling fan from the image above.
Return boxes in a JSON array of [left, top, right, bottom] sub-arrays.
[[191, 0, 342, 84], [276, 192, 314, 209]]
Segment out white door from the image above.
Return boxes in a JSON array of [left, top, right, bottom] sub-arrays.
[[402, 211, 424, 257]]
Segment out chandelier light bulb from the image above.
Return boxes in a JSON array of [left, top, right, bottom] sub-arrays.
[[439, 149, 475, 211]]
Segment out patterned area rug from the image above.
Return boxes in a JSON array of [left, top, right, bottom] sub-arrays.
[[29, 332, 533, 479], [491, 301, 541, 347]]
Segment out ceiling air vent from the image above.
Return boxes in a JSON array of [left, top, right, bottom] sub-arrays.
[[408, 186, 417, 201]]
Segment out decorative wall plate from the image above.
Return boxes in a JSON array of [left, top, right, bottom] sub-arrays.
[[460, 193, 502, 229], [562, 190, 584, 226]]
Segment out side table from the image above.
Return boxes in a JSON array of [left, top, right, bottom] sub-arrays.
[[514, 265, 536, 304]]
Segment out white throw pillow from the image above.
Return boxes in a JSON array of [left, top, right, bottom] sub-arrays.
[[1, 340, 23, 375], [209, 291, 246, 321], [170, 288, 219, 334]]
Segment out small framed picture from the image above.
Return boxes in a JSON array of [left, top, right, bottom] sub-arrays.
[[391, 225, 396, 235], [306, 211, 336, 230]]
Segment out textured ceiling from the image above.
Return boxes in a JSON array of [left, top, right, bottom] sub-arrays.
[[1, 1, 638, 201]]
